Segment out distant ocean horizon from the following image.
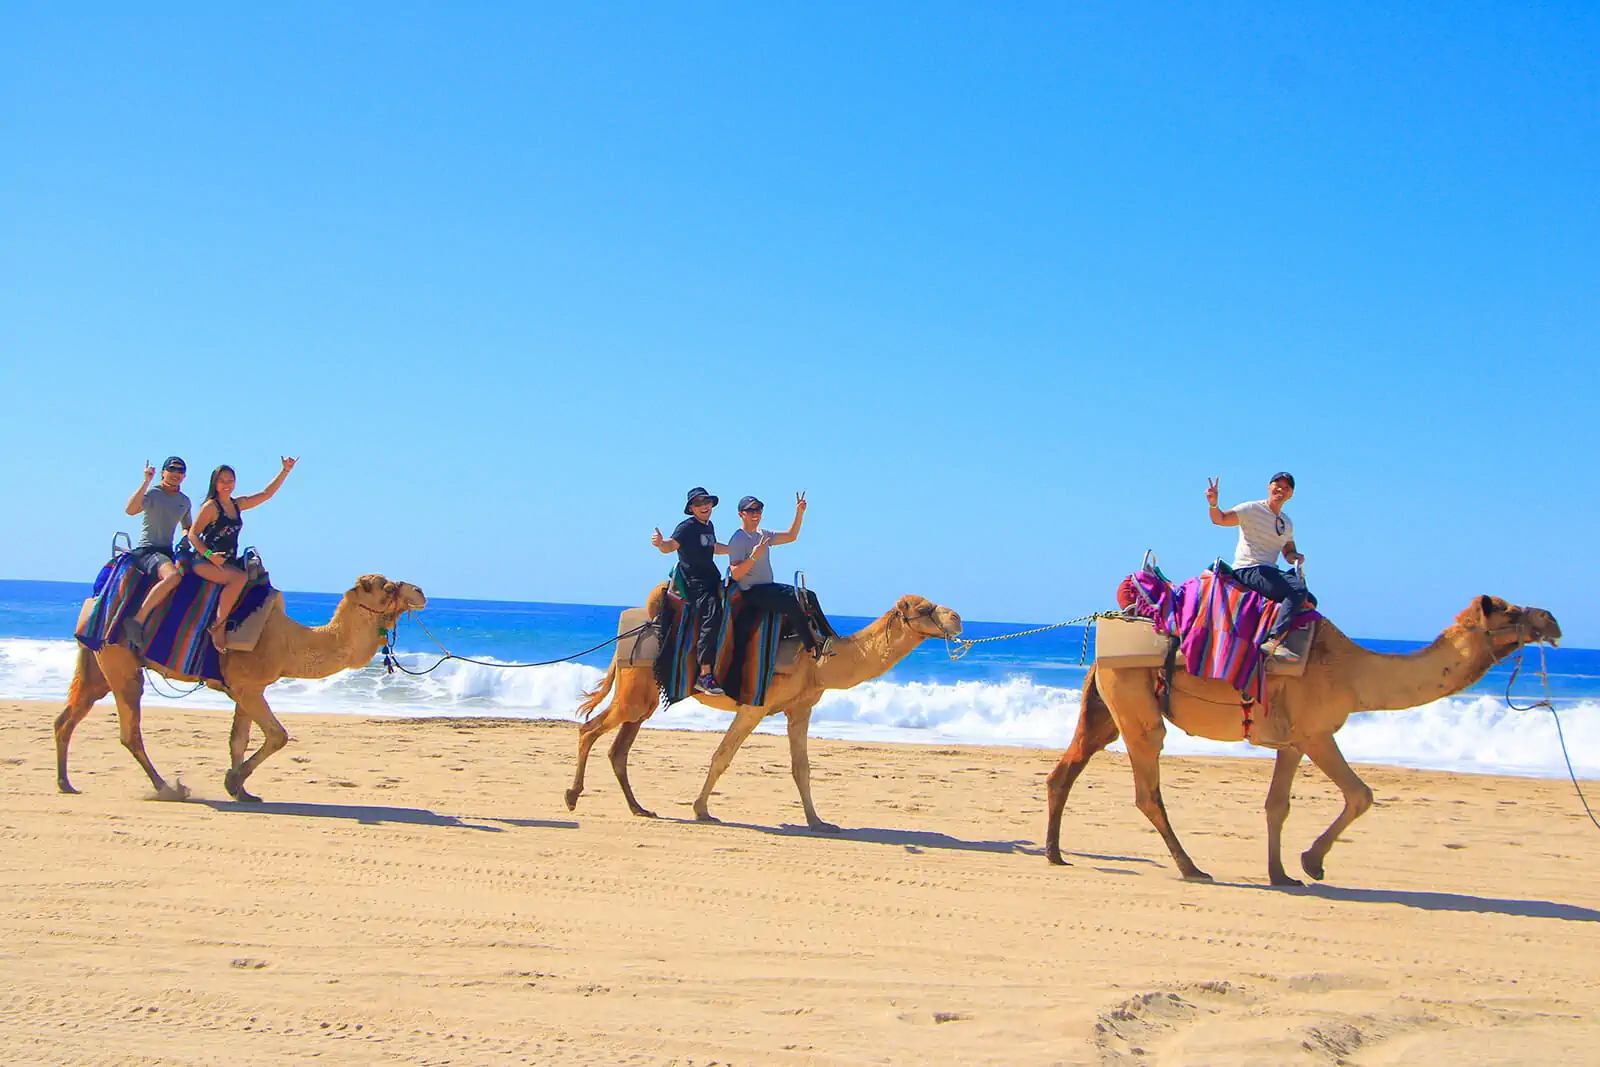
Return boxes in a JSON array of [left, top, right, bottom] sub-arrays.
[[2, 578, 1595, 780]]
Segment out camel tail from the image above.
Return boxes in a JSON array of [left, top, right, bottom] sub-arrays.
[[66, 644, 105, 708], [577, 662, 618, 721], [1074, 665, 1119, 749]]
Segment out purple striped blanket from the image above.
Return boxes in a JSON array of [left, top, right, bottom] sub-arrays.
[[77, 552, 276, 683], [1122, 567, 1320, 694]]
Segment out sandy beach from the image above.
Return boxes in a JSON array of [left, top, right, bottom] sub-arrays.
[[3, 697, 1599, 1065]]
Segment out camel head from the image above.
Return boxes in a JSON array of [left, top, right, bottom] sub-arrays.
[[1459, 595, 1562, 655], [345, 574, 428, 621], [890, 594, 963, 641]]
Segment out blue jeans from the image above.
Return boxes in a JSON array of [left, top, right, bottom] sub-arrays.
[[1230, 565, 1308, 641]]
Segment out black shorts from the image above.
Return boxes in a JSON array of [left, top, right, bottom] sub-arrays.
[[128, 546, 176, 578]]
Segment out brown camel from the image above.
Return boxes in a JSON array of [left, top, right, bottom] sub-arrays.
[[55, 574, 427, 802], [566, 587, 962, 830], [1045, 595, 1560, 884]]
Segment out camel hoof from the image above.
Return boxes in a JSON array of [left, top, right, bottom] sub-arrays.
[[563, 788, 581, 812], [1046, 851, 1068, 867], [808, 820, 841, 834], [630, 808, 659, 819], [1269, 873, 1304, 888], [224, 770, 261, 804], [694, 810, 721, 824], [154, 782, 191, 802], [57, 779, 81, 795], [1181, 869, 1214, 883], [1300, 851, 1326, 882]]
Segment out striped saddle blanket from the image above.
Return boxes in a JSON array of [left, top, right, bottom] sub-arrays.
[[652, 586, 786, 708], [76, 552, 277, 683]]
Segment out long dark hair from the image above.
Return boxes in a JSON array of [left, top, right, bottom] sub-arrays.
[[206, 465, 237, 514]]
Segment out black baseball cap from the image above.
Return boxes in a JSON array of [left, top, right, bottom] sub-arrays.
[[162, 456, 187, 473], [1269, 471, 1295, 489], [683, 486, 719, 514], [737, 495, 764, 512]]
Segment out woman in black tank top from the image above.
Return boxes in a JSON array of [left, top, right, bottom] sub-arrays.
[[187, 457, 299, 650]]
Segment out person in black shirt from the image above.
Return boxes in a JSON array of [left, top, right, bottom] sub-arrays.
[[652, 486, 730, 696]]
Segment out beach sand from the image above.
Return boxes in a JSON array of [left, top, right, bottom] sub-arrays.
[[3, 697, 1598, 1065]]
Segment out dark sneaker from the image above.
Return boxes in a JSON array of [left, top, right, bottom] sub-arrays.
[[122, 617, 147, 653], [694, 674, 725, 696]]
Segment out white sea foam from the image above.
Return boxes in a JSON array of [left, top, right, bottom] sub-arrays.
[[5, 638, 1595, 779]]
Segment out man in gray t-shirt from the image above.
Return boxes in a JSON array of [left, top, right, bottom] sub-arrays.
[[726, 493, 830, 656], [122, 457, 194, 651]]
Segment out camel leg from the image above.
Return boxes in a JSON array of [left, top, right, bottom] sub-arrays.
[[1265, 747, 1304, 886], [223, 690, 290, 803], [1297, 734, 1374, 882], [110, 670, 188, 801], [55, 648, 112, 794], [1125, 736, 1210, 882], [1045, 668, 1120, 865], [566, 707, 620, 811], [227, 708, 253, 773], [785, 704, 838, 833], [693, 706, 766, 823], [608, 721, 657, 819]]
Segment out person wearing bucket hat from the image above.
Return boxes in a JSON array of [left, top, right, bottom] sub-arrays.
[[652, 487, 730, 695], [1205, 471, 1311, 663], [121, 457, 194, 652]]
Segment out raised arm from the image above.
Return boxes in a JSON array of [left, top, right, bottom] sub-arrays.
[[651, 527, 679, 554], [237, 456, 297, 511], [729, 534, 771, 582], [125, 462, 155, 516], [1205, 477, 1239, 527], [769, 491, 806, 546]]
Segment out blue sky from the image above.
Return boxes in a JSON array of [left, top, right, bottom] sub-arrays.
[[3, 3, 1596, 643]]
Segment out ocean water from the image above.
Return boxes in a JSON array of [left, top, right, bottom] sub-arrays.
[[3, 579, 1596, 779]]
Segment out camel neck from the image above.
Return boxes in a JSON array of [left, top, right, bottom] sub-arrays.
[[817, 612, 926, 690], [280, 600, 391, 681], [1334, 623, 1501, 713]]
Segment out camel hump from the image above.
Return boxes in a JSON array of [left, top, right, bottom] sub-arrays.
[[644, 582, 670, 618]]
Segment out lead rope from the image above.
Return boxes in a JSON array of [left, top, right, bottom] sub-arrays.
[[1505, 642, 1600, 833], [942, 612, 1127, 663], [379, 612, 652, 676]]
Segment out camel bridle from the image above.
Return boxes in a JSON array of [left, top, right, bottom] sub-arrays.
[[890, 604, 956, 641]]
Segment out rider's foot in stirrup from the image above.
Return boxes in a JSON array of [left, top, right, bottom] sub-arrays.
[[694, 674, 725, 696]]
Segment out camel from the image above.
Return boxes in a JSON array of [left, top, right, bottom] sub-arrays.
[[1044, 595, 1561, 884], [566, 587, 962, 830], [55, 574, 427, 802]]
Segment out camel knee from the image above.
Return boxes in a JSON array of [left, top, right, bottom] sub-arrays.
[[1349, 784, 1374, 817]]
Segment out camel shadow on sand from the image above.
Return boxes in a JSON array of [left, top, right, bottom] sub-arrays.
[[200, 799, 580, 834], [668, 816, 1159, 862], [1234, 881, 1600, 923]]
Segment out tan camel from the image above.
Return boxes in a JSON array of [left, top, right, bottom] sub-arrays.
[[55, 574, 427, 802], [566, 587, 962, 830], [1045, 595, 1560, 884]]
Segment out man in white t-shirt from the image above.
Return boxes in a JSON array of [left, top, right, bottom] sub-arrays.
[[1206, 472, 1310, 661]]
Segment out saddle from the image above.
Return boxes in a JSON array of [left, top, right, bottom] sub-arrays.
[[612, 606, 809, 673]]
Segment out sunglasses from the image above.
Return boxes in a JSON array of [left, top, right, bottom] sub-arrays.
[[740, 508, 763, 514], [691, 499, 714, 507]]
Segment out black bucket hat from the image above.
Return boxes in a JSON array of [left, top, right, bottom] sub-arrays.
[[683, 486, 719, 514]]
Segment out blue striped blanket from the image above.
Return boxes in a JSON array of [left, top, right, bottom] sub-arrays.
[[652, 586, 785, 707], [76, 552, 276, 683]]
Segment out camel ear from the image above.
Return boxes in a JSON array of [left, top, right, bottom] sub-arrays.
[[1478, 594, 1500, 620], [359, 577, 375, 594]]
